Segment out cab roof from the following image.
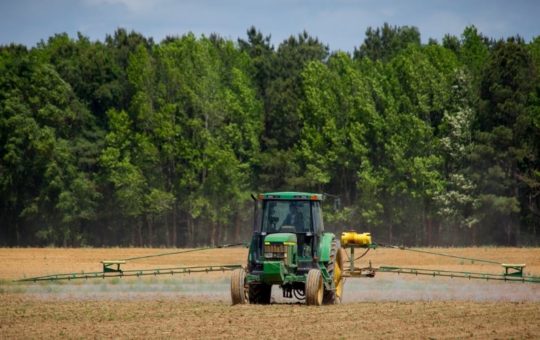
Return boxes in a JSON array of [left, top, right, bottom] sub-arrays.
[[258, 192, 323, 201]]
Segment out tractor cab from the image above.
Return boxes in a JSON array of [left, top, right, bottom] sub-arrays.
[[247, 192, 326, 281]]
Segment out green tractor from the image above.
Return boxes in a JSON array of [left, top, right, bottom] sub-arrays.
[[231, 192, 345, 305]]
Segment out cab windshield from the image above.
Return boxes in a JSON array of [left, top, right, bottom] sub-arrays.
[[261, 200, 312, 233]]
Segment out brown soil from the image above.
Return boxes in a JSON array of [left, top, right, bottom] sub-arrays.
[[1, 247, 540, 339], [1, 296, 539, 339]]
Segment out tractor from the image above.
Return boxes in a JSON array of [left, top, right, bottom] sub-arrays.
[[231, 192, 350, 305]]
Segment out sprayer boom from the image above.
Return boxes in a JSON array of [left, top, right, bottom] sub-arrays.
[[339, 231, 540, 284]]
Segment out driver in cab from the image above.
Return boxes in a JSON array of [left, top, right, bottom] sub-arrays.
[[282, 202, 304, 232]]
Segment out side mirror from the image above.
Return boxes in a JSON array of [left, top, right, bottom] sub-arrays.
[[324, 193, 342, 212], [333, 198, 341, 211]]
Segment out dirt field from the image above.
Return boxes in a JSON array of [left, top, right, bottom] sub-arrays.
[[1, 247, 540, 339]]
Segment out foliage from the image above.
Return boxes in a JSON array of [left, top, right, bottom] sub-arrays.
[[0, 25, 539, 246]]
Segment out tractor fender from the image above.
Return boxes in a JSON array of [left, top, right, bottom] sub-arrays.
[[317, 233, 336, 263]]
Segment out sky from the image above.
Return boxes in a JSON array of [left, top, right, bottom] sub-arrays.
[[0, 0, 539, 52]]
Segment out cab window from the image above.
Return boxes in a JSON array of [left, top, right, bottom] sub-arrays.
[[261, 200, 312, 233], [312, 201, 324, 233]]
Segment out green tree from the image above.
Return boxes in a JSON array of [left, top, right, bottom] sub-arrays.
[[459, 26, 490, 81], [434, 69, 478, 245], [155, 34, 262, 245], [298, 52, 376, 204], [258, 31, 328, 190], [354, 23, 421, 62], [468, 38, 537, 245], [0, 46, 101, 246], [238, 26, 274, 101]]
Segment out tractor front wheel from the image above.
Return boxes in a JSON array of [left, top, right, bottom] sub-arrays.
[[230, 268, 247, 305], [306, 269, 323, 306]]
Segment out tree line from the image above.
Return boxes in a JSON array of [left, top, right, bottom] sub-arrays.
[[1, 24, 539, 247]]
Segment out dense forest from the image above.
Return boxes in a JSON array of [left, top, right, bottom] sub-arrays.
[[1, 24, 539, 247]]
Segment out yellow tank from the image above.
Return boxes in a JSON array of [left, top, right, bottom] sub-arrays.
[[341, 232, 372, 247]]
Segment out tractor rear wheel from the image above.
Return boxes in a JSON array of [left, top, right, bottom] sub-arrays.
[[306, 269, 323, 306], [230, 268, 247, 305], [248, 283, 272, 304], [335, 247, 346, 301], [323, 240, 345, 304]]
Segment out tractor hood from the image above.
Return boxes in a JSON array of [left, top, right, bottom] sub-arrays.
[[264, 233, 297, 244]]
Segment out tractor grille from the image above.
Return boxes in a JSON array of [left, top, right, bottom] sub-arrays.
[[264, 243, 286, 259]]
